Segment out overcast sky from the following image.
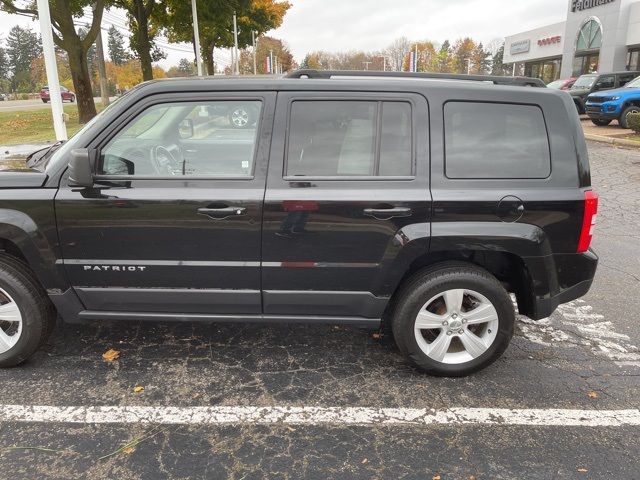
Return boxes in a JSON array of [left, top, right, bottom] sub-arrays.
[[0, 0, 570, 69]]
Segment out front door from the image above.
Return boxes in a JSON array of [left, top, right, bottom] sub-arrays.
[[55, 93, 275, 314], [262, 91, 431, 319]]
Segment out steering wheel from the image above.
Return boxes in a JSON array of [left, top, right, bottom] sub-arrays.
[[152, 145, 182, 176]]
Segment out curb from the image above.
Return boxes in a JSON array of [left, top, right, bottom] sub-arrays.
[[584, 134, 640, 148]]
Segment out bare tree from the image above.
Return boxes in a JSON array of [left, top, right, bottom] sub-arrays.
[[384, 37, 410, 72]]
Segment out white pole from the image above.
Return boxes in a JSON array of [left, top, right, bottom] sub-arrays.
[[233, 12, 239, 75], [269, 50, 274, 74], [36, 0, 66, 141], [466, 58, 471, 75], [414, 45, 418, 72], [191, 0, 203, 76], [252, 30, 257, 75], [512, 63, 517, 76], [383, 56, 386, 72]]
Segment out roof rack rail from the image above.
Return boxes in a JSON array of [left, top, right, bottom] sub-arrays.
[[285, 69, 546, 88]]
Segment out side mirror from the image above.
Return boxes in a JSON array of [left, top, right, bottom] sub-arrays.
[[68, 148, 94, 187], [178, 119, 194, 139]]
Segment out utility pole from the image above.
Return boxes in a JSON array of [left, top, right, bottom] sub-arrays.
[[191, 0, 203, 75], [252, 30, 257, 75], [233, 12, 239, 75], [94, 27, 109, 107], [269, 50, 274, 74], [466, 58, 471, 75], [414, 44, 419, 72], [36, 0, 66, 141], [274, 56, 279, 75], [383, 56, 386, 72]]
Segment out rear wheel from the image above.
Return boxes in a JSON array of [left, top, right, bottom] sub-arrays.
[[391, 264, 515, 376], [620, 105, 640, 129], [42, 99, 48, 103], [0, 255, 56, 368], [591, 119, 612, 126]]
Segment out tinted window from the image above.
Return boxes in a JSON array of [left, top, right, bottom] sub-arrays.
[[444, 102, 550, 179], [594, 75, 615, 90], [618, 74, 637, 87], [99, 100, 262, 177], [286, 100, 412, 177]]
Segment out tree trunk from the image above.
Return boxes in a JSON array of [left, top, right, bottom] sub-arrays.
[[134, 0, 154, 81], [202, 39, 215, 75], [67, 43, 97, 124]]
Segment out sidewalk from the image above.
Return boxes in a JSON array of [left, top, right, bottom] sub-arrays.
[[581, 116, 640, 148]]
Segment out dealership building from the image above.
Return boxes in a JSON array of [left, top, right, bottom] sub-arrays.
[[504, 0, 640, 83]]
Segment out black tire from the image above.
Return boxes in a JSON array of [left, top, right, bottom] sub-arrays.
[[69, 95, 75, 103], [574, 101, 584, 115], [620, 105, 640, 129], [591, 119, 612, 126], [42, 99, 48, 103], [0, 254, 56, 368], [391, 263, 515, 377]]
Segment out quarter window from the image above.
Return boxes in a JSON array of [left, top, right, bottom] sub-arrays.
[[286, 100, 413, 177], [444, 102, 550, 179], [99, 100, 262, 177]]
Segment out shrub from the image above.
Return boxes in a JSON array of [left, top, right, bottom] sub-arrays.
[[628, 112, 640, 134]]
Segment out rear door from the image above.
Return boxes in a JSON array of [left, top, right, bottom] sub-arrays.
[[55, 92, 275, 315], [262, 91, 431, 319]]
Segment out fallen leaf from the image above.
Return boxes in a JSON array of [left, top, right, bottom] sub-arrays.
[[577, 468, 588, 473], [587, 391, 598, 399], [372, 333, 382, 340], [102, 349, 120, 362], [286, 426, 296, 432], [469, 476, 477, 480], [122, 446, 136, 455], [361, 458, 368, 464], [133, 386, 144, 394], [433, 476, 441, 480]]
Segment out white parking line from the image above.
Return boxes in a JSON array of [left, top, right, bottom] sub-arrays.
[[1, 405, 639, 427]]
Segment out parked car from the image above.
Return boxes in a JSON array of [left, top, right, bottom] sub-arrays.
[[40, 85, 75, 103], [0, 70, 598, 377], [547, 77, 577, 90], [585, 75, 640, 128], [569, 71, 640, 114]]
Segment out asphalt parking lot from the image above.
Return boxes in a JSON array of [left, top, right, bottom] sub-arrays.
[[0, 141, 638, 479]]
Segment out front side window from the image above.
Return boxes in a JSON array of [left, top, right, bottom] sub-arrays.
[[285, 100, 413, 177], [99, 100, 262, 177], [444, 102, 550, 179], [594, 75, 615, 90]]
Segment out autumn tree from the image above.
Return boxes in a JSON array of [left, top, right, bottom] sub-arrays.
[[107, 25, 130, 65], [239, 36, 293, 74], [385, 37, 410, 72], [1, 0, 106, 122], [300, 51, 333, 70], [402, 42, 437, 72], [491, 43, 511, 76], [163, 0, 290, 75], [451, 38, 476, 74], [471, 42, 491, 74], [111, 0, 165, 81]]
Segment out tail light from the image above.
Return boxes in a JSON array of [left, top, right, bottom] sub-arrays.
[[577, 190, 598, 253]]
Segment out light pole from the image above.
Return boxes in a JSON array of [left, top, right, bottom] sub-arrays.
[[252, 30, 257, 75], [191, 0, 204, 76], [36, 0, 66, 141], [466, 58, 471, 75], [233, 12, 239, 75]]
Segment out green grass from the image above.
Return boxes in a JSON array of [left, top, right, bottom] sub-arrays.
[[0, 104, 104, 145]]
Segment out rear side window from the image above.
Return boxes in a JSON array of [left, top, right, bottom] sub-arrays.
[[444, 102, 550, 179], [286, 100, 412, 177]]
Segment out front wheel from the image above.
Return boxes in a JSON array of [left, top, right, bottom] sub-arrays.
[[591, 119, 612, 126], [620, 105, 640, 129], [391, 264, 515, 377], [0, 255, 56, 367]]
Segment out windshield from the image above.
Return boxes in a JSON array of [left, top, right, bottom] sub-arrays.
[[571, 75, 597, 89], [547, 80, 564, 89], [45, 95, 124, 172], [625, 76, 640, 88]]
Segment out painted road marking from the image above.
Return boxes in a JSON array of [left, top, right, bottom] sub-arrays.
[[518, 299, 640, 368], [0, 405, 639, 427]]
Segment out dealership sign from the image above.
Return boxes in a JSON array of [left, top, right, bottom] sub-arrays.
[[510, 40, 531, 55], [571, 0, 615, 12], [538, 36, 561, 46]]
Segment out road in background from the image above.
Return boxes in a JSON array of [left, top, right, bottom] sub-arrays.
[[0, 97, 114, 113]]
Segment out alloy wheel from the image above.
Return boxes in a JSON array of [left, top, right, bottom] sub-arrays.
[[230, 108, 249, 127], [414, 288, 499, 364], [0, 287, 22, 355]]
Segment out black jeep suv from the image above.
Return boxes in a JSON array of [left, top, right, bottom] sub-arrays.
[[0, 70, 597, 376]]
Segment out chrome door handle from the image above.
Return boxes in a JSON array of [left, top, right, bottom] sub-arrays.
[[197, 206, 247, 219], [363, 207, 412, 220]]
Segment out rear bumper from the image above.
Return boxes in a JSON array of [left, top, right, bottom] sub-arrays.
[[521, 250, 598, 320]]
